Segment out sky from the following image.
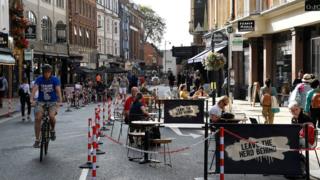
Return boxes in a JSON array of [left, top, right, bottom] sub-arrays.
[[132, 0, 193, 50]]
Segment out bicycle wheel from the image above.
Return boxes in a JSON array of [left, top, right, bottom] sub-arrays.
[[45, 125, 50, 155]]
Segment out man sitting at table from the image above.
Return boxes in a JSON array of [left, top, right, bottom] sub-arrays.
[[209, 96, 230, 123], [124, 87, 145, 124]]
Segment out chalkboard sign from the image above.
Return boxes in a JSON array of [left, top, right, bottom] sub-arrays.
[[163, 100, 204, 124], [213, 124, 302, 175], [251, 82, 259, 107]]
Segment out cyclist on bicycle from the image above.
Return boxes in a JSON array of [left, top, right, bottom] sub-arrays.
[[30, 64, 62, 148]]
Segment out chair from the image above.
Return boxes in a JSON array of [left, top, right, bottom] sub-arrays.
[[311, 129, 320, 167], [151, 138, 173, 167], [110, 109, 126, 142], [249, 117, 259, 124], [126, 123, 145, 160]]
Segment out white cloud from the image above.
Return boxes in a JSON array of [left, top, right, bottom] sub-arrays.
[[132, 0, 193, 50]]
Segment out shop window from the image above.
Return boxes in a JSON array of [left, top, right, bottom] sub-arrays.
[[311, 37, 320, 77], [26, 11, 37, 25]]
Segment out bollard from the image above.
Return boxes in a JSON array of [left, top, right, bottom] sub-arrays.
[[95, 108, 105, 155], [101, 99, 109, 131], [91, 122, 97, 180], [220, 127, 224, 180], [107, 97, 112, 125], [79, 118, 94, 169]]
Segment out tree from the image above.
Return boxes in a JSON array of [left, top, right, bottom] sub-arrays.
[[140, 6, 166, 44]]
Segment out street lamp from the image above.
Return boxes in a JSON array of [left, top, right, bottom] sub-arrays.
[[164, 40, 171, 73]]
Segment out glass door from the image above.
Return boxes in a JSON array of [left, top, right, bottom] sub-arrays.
[[311, 37, 320, 77]]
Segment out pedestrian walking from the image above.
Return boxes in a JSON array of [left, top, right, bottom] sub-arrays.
[[0, 72, 8, 108], [259, 78, 277, 124], [292, 70, 304, 91], [305, 79, 320, 127], [289, 73, 313, 110], [119, 75, 129, 100], [18, 78, 31, 121], [168, 72, 175, 90]]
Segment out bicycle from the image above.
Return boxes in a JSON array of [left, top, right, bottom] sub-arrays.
[[39, 103, 51, 162]]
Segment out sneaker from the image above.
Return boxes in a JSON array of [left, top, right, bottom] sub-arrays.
[[33, 140, 40, 148], [50, 131, 56, 141], [22, 117, 25, 122], [27, 115, 31, 121]]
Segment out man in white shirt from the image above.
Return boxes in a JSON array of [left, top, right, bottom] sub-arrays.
[[209, 96, 229, 123]]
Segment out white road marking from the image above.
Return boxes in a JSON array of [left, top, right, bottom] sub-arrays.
[[79, 168, 89, 180]]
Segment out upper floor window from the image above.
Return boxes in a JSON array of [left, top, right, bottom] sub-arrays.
[[98, 15, 102, 28], [98, 38, 102, 52], [114, 22, 118, 34], [107, 18, 110, 32], [41, 16, 52, 43], [26, 11, 37, 25], [97, 0, 103, 5], [56, 21, 66, 43], [56, 0, 64, 9], [42, 0, 51, 4]]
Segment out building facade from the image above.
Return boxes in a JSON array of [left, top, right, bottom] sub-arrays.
[[119, 0, 130, 62], [97, 0, 121, 68], [128, 3, 144, 63], [68, 0, 97, 70], [204, 0, 320, 100], [143, 42, 162, 75], [23, 0, 68, 81]]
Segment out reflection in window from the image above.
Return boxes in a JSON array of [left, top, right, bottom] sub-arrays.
[[26, 11, 37, 25], [41, 16, 52, 43]]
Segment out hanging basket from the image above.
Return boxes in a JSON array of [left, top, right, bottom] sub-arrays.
[[202, 51, 225, 71]]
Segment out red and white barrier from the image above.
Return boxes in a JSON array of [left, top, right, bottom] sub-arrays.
[[95, 107, 105, 155], [107, 97, 112, 124], [220, 127, 224, 180], [91, 121, 97, 180]]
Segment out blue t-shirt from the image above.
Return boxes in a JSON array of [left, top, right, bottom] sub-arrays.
[[35, 76, 61, 102]]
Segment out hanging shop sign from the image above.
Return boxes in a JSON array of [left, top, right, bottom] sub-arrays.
[[0, 32, 9, 48], [305, 0, 320, 11], [231, 34, 243, 52], [238, 20, 255, 32], [164, 100, 204, 124], [214, 124, 302, 175], [24, 49, 34, 61], [25, 25, 36, 39]]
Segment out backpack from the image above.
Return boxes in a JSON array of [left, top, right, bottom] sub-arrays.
[[311, 92, 320, 109], [261, 88, 272, 106]]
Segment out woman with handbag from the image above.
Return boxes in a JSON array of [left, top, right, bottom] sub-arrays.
[[259, 78, 278, 124], [19, 78, 31, 121]]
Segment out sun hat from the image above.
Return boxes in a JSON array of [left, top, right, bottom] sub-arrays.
[[302, 74, 313, 83]]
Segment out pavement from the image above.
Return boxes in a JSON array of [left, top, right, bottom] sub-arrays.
[[0, 88, 320, 180], [0, 98, 20, 118]]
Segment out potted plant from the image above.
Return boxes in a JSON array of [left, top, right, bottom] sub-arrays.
[[202, 51, 225, 71]]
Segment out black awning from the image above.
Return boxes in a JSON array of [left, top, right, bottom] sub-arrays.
[[102, 66, 127, 74]]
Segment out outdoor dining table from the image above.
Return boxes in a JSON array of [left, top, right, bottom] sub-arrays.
[[131, 120, 163, 164]]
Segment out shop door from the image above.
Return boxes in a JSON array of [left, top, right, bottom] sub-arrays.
[[311, 37, 320, 77]]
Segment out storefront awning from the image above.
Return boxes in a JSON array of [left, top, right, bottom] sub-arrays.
[[0, 54, 15, 65], [187, 41, 227, 64]]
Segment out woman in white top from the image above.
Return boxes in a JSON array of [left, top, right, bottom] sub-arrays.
[[19, 78, 31, 121]]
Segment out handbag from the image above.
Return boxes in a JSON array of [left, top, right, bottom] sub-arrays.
[[271, 96, 280, 113]]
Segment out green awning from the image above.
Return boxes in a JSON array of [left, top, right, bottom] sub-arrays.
[[0, 54, 15, 65]]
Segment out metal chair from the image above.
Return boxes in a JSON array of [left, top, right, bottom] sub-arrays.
[[126, 123, 145, 160], [311, 130, 320, 167], [110, 109, 126, 141], [151, 138, 173, 167]]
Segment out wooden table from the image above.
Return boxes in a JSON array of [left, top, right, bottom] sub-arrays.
[[131, 121, 163, 164]]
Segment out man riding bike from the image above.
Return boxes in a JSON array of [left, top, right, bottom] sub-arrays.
[[30, 64, 62, 148]]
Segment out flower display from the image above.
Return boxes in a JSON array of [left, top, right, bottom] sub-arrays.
[[10, 2, 28, 49], [202, 51, 225, 71]]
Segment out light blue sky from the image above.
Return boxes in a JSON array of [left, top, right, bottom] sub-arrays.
[[133, 0, 193, 50]]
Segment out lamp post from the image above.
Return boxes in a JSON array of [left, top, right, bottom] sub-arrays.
[[164, 40, 171, 74]]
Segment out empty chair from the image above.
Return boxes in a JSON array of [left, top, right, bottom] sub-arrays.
[[151, 138, 173, 167]]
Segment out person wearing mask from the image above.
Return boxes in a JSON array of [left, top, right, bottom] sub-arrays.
[[209, 96, 230, 123], [259, 78, 277, 124], [19, 78, 31, 121], [305, 79, 320, 127]]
